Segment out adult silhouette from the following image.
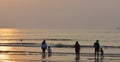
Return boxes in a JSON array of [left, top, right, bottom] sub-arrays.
[[41, 40, 47, 57], [75, 41, 80, 56], [94, 40, 100, 58]]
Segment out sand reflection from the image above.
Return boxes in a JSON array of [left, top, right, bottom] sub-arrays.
[[0, 54, 15, 62], [0, 28, 20, 43]]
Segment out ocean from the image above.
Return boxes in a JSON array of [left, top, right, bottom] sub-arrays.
[[0, 28, 119, 62]]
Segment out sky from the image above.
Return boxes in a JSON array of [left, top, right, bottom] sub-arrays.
[[0, 0, 120, 29]]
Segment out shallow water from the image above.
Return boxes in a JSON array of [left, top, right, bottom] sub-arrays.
[[0, 53, 119, 62], [0, 46, 119, 62], [0, 29, 119, 62]]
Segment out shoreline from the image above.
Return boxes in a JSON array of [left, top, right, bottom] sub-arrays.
[[0, 51, 119, 58], [0, 54, 119, 62], [0, 43, 119, 49]]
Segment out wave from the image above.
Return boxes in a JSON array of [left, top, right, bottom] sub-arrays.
[[1, 38, 120, 43], [0, 38, 74, 41], [0, 51, 120, 57], [0, 43, 120, 48]]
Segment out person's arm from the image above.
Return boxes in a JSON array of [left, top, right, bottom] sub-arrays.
[[94, 43, 95, 47]]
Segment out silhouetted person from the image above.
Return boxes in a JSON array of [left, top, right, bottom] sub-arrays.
[[94, 40, 100, 58], [48, 46, 52, 57], [41, 40, 47, 57], [20, 39, 23, 42], [100, 48, 104, 60], [75, 41, 80, 56]]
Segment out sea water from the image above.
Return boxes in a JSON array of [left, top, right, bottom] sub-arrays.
[[0, 29, 119, 62]]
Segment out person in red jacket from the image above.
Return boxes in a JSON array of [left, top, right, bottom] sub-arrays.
[[75, 41, 80, 56]]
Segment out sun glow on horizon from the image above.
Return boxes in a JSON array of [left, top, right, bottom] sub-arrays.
[[0, 46, 13, 62], [0, 28, 20, 43], [0, 54, 13, 62], [0, 46, 11, 51], [0, 28, 19, 36]]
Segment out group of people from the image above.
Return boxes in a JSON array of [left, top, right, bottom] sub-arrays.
[[94, 40, 104, 58], [75, 40, 104, 59], [41, 40, 104, 59], [41, 40, 52, 57]]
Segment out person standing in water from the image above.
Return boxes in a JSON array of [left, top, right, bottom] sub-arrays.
[[94, 40, 100, 58], [48, 46, 52, 57], [100, 48, 104, 59], [41, 40, 47, 57], [75, 41, 81, 56]]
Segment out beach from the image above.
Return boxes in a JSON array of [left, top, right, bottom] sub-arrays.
[[0, 51, 119, 62], [0, 29, 119, 62], [0, 46, 119, 62], [1, 0, 120, 62]]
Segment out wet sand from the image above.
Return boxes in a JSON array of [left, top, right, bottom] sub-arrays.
[[40, 54, 120, 62], [0, 47, 119, 62], [0, 51, 119, 62]]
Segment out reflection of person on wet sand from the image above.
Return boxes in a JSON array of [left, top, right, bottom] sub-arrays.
[[75, 55, 80, 62], [94, 57, 104, 62], [95, 58, 99, 62]]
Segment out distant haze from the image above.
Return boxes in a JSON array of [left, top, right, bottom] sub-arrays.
[[0, 0, 120, 29]]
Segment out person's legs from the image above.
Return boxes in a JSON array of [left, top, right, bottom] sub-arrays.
[[42, 49, 45, 52], [96, 51, 99, 58], [42, 49, 46, 57], [101, 53, 104, 60], [75, 50, 80, 61], [75, 50, 80, 56], [95, 49, 97, 58]]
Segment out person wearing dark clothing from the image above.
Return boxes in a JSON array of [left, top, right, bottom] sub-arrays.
[[94, 40, 100, 58], [48, 46, 52, 57], [100, 48, 104, 59], [41, 40, 47, 57], [75, 41, 80, 56]]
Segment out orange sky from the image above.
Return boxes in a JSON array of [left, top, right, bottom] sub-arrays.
[[0, 0, 120, 29]]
